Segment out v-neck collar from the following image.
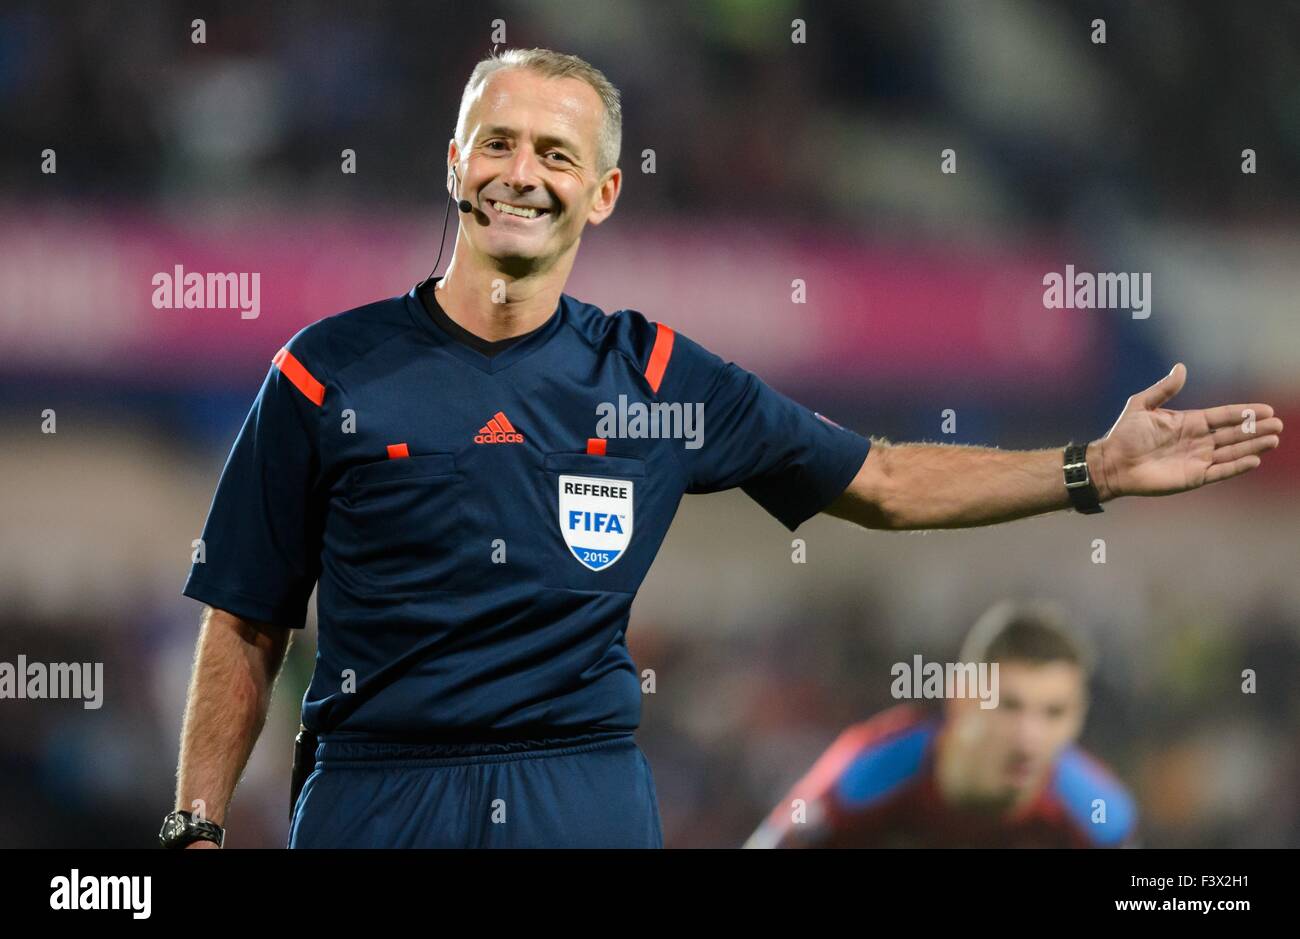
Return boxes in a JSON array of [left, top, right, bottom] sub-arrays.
[[404, 278, 567, 375]]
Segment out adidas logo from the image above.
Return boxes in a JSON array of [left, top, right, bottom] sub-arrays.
[[474, 411, 524, 444]]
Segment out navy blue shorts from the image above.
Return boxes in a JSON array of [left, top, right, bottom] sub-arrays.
[[288, 730, 663, 848]]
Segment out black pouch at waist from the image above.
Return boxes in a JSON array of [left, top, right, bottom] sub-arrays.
[[289, 724, 319, 819]]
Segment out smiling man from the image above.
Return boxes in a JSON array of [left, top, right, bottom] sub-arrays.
[[164, 48, 1283, 850]]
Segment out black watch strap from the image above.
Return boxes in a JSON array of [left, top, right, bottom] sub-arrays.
[[159, 810, 225, 849], [1063, 443, 1104, 514]]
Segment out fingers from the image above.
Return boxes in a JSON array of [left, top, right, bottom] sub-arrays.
[[1203, 402, 1277, 428], [1212, 416, 1284, 445], [1204, 454, 1262, 485], [1137, 363, 1187, 409], [1212, 434, 1280, 464]]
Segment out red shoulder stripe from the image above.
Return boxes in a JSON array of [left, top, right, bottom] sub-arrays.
[[644, 323, 675, 393], [272, 347, 326, 406]]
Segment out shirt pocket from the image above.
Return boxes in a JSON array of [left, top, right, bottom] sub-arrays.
[[539, 452, 647, 594], [334, 453, 468, 594]]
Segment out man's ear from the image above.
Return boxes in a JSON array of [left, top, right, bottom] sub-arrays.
[[1074, 688, 1090, 731], [446, 139, 461, 198], [586, 167, 622, 227]]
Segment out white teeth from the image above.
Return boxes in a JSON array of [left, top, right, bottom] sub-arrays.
[[491, 200, 543, 219]]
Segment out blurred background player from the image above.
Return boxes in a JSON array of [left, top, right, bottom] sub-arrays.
[[745, 600, 1137, 848]]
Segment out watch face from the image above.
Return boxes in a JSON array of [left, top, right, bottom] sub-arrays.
[[162, 815, 186, 844]]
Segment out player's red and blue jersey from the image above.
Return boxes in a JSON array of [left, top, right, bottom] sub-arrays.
[[751, 705, 1138, 847], [183, 280, 871, 740]]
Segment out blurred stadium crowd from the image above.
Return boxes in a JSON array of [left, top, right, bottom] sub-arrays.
[[0, 0, 1296, 847], [3, 1, 1297, 224]]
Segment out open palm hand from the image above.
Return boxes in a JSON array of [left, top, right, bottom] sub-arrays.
[[1093, 364, 1283, 498]]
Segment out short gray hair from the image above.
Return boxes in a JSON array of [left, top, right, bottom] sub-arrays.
[[455, 47, 622, 175]]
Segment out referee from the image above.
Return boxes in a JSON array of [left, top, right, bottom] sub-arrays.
[[161, 48, 1283, 849]]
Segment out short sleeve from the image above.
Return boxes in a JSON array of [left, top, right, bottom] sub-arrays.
[[182, 347, 325, 628], [660, 328, 871, 532]]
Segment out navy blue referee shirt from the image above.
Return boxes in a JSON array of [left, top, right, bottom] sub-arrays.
[[182, 279, 872, 738]]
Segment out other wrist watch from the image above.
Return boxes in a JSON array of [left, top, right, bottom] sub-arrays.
[[159, 810, 225, 849]]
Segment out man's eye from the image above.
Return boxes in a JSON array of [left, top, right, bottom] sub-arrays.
[[486, 141, 508, 151], [547, 152, 570, 163]]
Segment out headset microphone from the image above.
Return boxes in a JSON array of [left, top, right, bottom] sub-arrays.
[[454, 166, 473, 213], [420, 166, 472, 287]]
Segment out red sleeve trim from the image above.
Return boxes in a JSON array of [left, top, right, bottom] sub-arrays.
[[272, 347, 326, 406], [643, 323, 675, 394]]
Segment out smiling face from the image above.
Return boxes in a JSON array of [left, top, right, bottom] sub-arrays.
[[449, 67, 621, 277]]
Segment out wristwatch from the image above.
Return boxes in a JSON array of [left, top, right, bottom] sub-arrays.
[[159, 810, 225, 849], [1063, 442, 1103, 515]]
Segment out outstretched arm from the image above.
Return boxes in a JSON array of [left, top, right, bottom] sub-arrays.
[[826, 364, 1283, 531]]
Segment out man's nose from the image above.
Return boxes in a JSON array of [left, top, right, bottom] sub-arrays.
[[1005, 711, 1035, 745], [502, 147, 542, 192]]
